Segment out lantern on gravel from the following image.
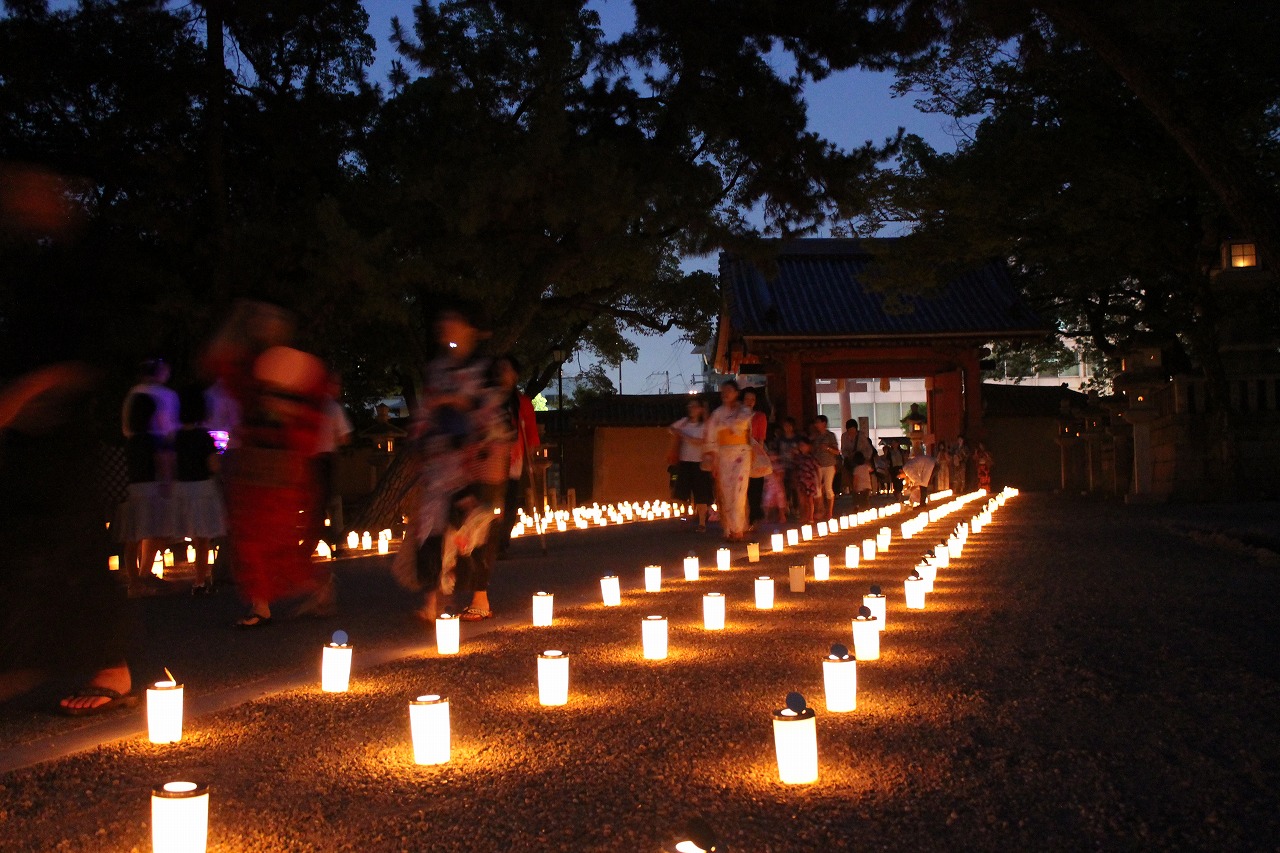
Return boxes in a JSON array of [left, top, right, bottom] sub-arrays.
[[877, 527, 891, 553], [147, 670, 183, 744], [904, 572, 926, 609], [844, 543, 859, 570], [801, 524, 814, 541], [788, 564, 806, 593], [361, 531, 372, 550], [702, 593, 725, 630], [684, 554, 700, 581], [816, 521, 829, 537], [747, 542, 761, 563], [716, 548, 731, 571], [770, 532, 784, 553], [948, 536, 962, 560], [346, 531, 358, 550], [754, 576, 775, 609], [772, 692, 819, 784], [644, 565, 662, 593], [786, 529, 799, 547], [322, 630, 353, 692], [916, 558, 936, 593], [409, 694, 450, 765], [532, 592, 554, 627], [933, 543, 950, 569], [851, 606, 880, 661], [600, 575, 622, 606], [839, 516, 850, 530], [822, 643, 857, 713], [813, 554, 830, 582], [151, 781, 209, 853], [863, 585, 887, 631], [862, 539, 876, 561], [537, 650, 569, 706], [435, 614, 460, 655], [642, 615, 669, 660]]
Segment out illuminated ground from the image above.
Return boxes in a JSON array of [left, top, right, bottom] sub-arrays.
[[1, 494, 1278, 851]]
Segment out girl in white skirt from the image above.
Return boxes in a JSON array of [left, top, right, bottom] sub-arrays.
[[116, 393, 173, 594], [173, 387, 226, 594]]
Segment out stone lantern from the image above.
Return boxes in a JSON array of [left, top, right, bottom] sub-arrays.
[[1113, 347, 1165, 501]]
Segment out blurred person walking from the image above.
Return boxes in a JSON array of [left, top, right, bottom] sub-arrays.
[[115, 392, 173, 595], [171, 387, 225, 594], [703, 380, 753, 541], [669, 396, 712, 532], [742, 387, 769, 530], [809, 415, 840, 520], [494, 355, 541, 558]]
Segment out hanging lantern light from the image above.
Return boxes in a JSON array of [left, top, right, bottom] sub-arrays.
[[747, 542, 761, 563], [812, 554, 830, 582], [408, 694, 450, 765], [532, 592, 554, 627], [147, 669, 183, 744], [754, 576, 775, 609], [788, 564, 806, 593], [644, 565, 662, 593], [537, 650, 569, 706], [683, 554, 700, 581], [786, 529, 799, 547], [151, 781, 209, 853], [772, 692, 818, 784], [863, 585, 887, 631], [770, 532, 785, 553], [822, 643, 857, 713], [321, 630, 353, 692], [600, 575, 622, 606], [702, 593, 725, 630], [851, 606, 880, 660], [716, 548, 731, 571], [435, 614, 460, 655], [844, 543, 859, 570], [642, 615, 669, 660], [904, 572, 926, 609]]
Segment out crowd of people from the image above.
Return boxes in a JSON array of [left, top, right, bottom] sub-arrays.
[[670, 380, 995, 541]]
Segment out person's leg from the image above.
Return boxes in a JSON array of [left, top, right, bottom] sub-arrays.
[[497, 477, 520, 557], [820, 466, 836, 519], [747, 477, 764, 527], [192, 536, 210, 588]]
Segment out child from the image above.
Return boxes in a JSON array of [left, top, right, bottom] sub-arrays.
[[172, 386, 225, 594], [850, 451, 873, 510], [791, 435, 821, 524], [762, 445, 788, 523]]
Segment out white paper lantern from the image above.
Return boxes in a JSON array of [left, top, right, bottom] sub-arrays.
[[360, 531, 372, 550], [642, 616, 669, 660], [788, 565, 806, 593], [862, 539, 876, 561], [147, 677, 183, 744], [916, 559, 936, 593], [151, 781, 208, 853], [754, 576, 775, 609], [933, 543, 950, 568], [532, 592, 554, 627], [863, 588, 887, 632], [876, 527, 890, 553], [644, 565, 662, 593], [435, 614, 460, 655], [346, 531, 359, 550], [747, 542, 761, 563], [816, 521, 829, 537], [786, 529, 799, 547], [600, 575, 622, 606], [851, 609, 880, 660], [772, 693, 818, 784], [838, 516, 849, 530], [703, 593, 725, 630], [801, 524, 813, 541], [716, 548, 731, 571], [409, 694, 450, 765], [904, 575, 926, 609], [770, 533, 784, 553], [822, 646, 857, 713], [812, 554, 830, 581], [537, 650, 569, 706], [948, 537, 962, 559], [683, 555, 700, 581], [844, 543, 859, 569], [321, 631, 353, 692]]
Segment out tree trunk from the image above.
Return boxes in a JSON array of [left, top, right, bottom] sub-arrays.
[[204, 0, 229, 305]]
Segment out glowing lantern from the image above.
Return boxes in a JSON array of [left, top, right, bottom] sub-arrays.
[[788, 565, 806, 593], [948, 537, 962, 559], [703, 593, 726, 630], [600, 575, 622, 606], [185, 545, 196, 564], [207, 549, 216, 566], [716, 548, 731, 571], [537, 651, 569, 706], [844, 544, 859, 570], [822, 643, 857, 712], [772, 692, 819, 784], [813, 554, 830, 581], [435, 614, 460, 655], [933, 543, 950, 568], [754, 576, 775, 609], [683, 554, 700, 581], [644, 565, 662, 593], [662, 817, 726, 853], [316, 541, 332, 560], [838, 516, 850, 530], [862, 539, 876, 561], [786, 529, 799, 547], [321, 630, 353, 692], [147, 671, 183, 744], [163, 549, 175, 568], [801, 524, 814, 542], [747, 542, 761, 563], [771, 533, 785, 553], [108, 555, 119, 572], [816, 521, 829, 537], [377, 537, 389, 555], [904, 573, 926, 609], [851, 607, 880, 660], [408, 694, 450, 765], [864, 585, 887, 631], [360, 531, 372, 550], [876, 527, 891, 552], [532, 592, 554, 627], [916, 559, 936, 593], [151, 781, 208, 853], [151, 552, 164, 579], [642, 615, 669, 660]]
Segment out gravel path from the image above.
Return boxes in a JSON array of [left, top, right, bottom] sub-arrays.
[[2, 494, 1278, 851]]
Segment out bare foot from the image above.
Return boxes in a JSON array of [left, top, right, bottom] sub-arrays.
[[59, 664, 132, 713]]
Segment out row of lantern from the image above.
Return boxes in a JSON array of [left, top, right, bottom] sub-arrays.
[[147, 489, 1018, 850], [512, 499, 693, 538], [109, 544, 219, 577]]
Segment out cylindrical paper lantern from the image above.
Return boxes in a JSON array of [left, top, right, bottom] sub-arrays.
[[600, 575, 622, 606], [788, 564, 806, 593], [822, 644, 857, 712], [816, 521, 828, 537], [322, 631, 353, 692], [754, 576, 775, 609], [532, 592, 554, 627], [801, 524, 813, 541], [876, 527, 890, 553], [864, 586, 887, 632], [812, 554, 830, 581], [409, 694, 450, 765], [772, 693, 818, 784], [537, 650, 569, 706], [703, 593, 725, 630], [786, 529, 799, 547], [642, 615, 668, 660], [916, 559, 935, 593], [147, 677, 183, 744], [862, 539, 876, 561], [644, 565, 662, 593], [716, 548, 731, 571], [851, 607, 880, 660], [904, 575, 926, 609], [346, 531, 359, 550], [844, 543, 859, 570], [151, 781, 209, 853], [435, 614, 460, 655], [770, 533, 784, 553], [747, 542, 761, 563], [683, 555, 700, 581]]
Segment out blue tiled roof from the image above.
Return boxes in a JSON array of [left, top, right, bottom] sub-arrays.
[[721, 238, 1043, 339]]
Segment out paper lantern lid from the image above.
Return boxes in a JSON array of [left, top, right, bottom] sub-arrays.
[[828, 642, 851, 660], [330, 629, 350, 646], [774, 691, 815, 721], [856, 605, 875, 620], [152, 781, 209, 799], [869, 584, 882, 596]]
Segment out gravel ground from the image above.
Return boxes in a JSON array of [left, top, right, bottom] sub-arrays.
[[2, 493, 1279, 851]]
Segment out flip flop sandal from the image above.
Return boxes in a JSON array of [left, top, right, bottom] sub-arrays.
[[234, 613, 273, 629], [458, 607, 493, 622], [59, 686, 138, 717]]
